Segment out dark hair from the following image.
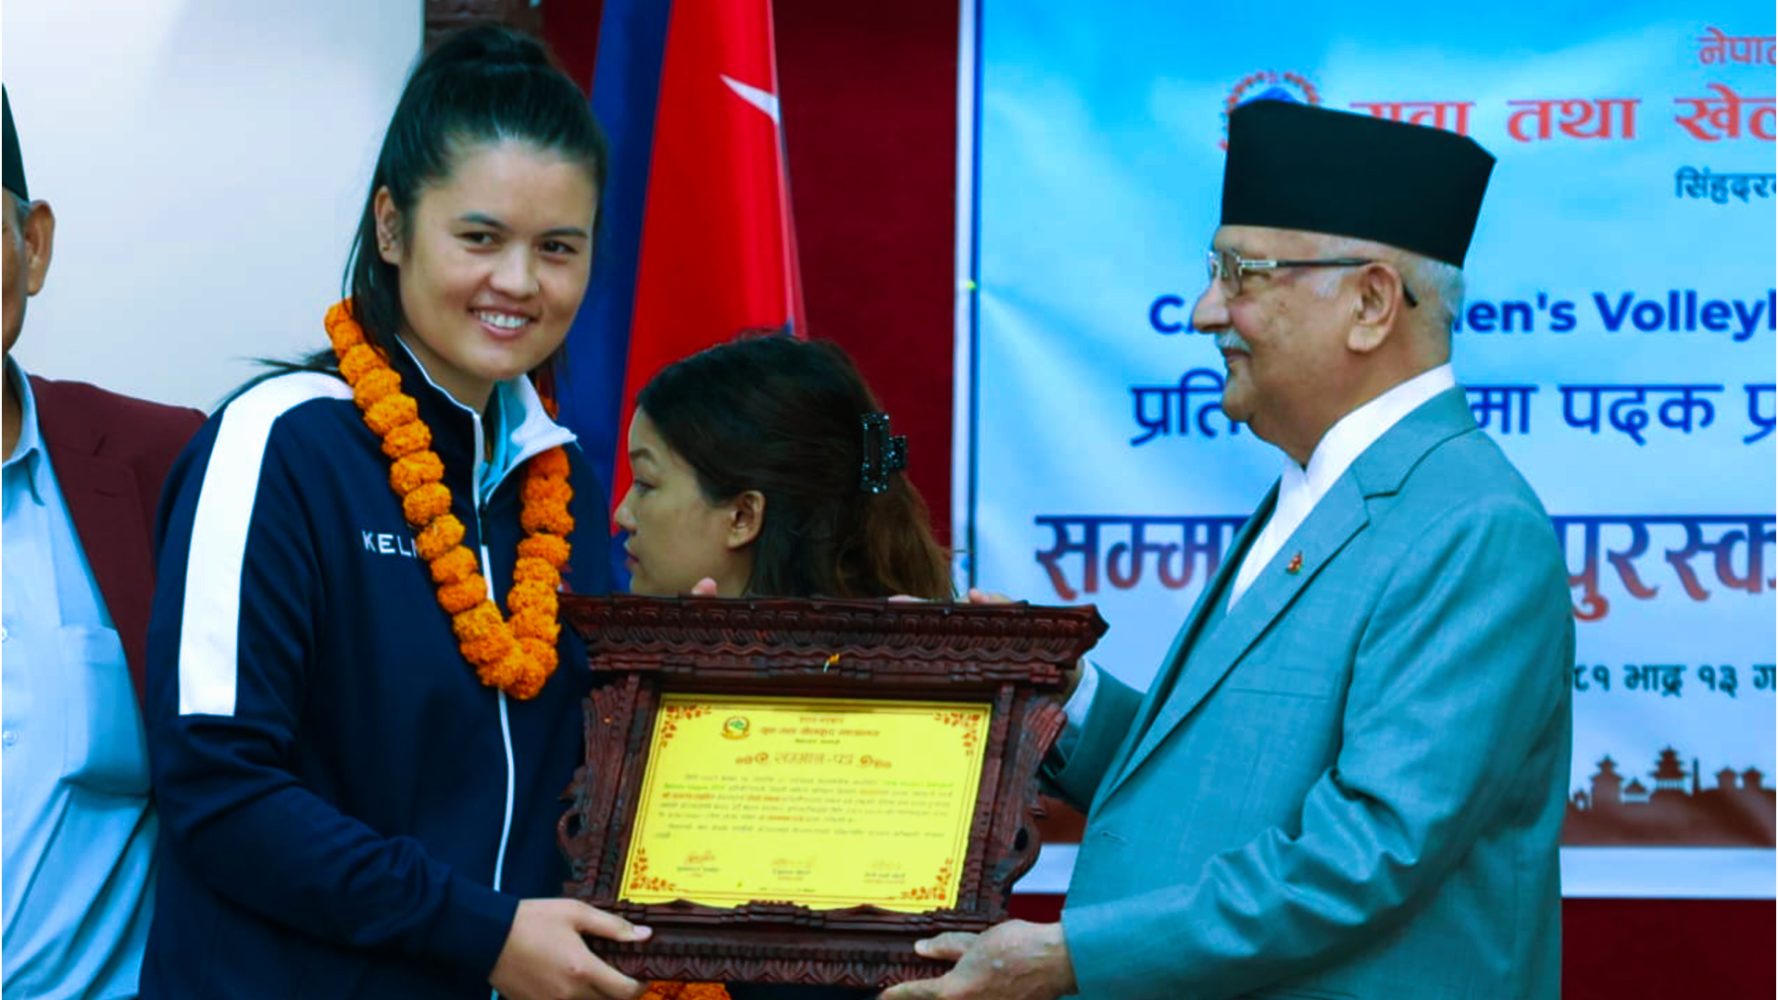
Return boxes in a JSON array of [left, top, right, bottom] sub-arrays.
[[269, 25, 606, 379], [636, 335, 953, 601]]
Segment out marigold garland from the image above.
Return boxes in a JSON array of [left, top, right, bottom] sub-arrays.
[[641, 981, 731, 1000], [325, 299, 572, 699]]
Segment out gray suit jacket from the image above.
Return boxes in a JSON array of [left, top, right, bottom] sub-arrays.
[[1051, 389, 1573, 1000]]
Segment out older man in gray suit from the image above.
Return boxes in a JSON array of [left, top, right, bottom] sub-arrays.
[[887, 99, 1573, 1000]]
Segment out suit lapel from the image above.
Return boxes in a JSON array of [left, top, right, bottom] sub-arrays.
[[1104, 472, 1370, 804], [1098, 488, 1275, 801], [36, 383, 155, 705], [1097, 386, 1480, 805]]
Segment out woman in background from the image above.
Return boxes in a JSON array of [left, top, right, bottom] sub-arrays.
[[143, 26, 647, 1000], [618, 334, 951, 1000], [618, 334, 949, 603]]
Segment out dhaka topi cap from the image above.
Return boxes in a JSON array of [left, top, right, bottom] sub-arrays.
[[1221, 98, 1494, 268], [2, 87, 25, 200]]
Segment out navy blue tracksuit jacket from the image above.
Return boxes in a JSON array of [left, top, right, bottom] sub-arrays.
[[141, 347, 613, 998]]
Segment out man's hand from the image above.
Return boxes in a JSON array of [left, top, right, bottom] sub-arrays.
[[965, 590, 1084, 695], [879, 920, 1076, 1000], [687, 577, 720, 597], [489, 898, 651, 1000]]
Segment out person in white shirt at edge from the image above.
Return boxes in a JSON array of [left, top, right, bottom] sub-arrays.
[[885, 98, 1573, 1000]]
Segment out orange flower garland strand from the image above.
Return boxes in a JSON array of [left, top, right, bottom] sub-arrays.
[[641, 982, 731, 1000], [325, 299, 572, 700]]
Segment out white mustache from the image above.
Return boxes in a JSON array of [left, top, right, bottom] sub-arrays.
[[1215, 332, 1252, 353]]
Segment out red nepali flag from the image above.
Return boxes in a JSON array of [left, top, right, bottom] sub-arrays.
[[557, 0, 805, 560]]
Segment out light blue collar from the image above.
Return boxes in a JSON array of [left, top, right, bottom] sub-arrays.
[[390, 338, 577, 501], [3, 356, 47, 505]]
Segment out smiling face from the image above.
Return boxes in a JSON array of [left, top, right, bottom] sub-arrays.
[[379, 140, 597, 410], [1189, 224, 1353, 461], [613, 408, 758, 597]]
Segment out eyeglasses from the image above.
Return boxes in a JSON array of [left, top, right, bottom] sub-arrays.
[[1206, 248, 1419, 308]]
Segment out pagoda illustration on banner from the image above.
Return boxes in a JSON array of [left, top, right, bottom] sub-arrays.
[[1564, 746, 1776, 846]]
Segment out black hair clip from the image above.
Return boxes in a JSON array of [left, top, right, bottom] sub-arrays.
[[859, 412, 908, 495]]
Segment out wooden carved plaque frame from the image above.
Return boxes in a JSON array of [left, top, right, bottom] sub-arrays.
[[557, 595, 1106, 988]]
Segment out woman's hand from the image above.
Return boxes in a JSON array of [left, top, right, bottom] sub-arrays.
[[489, 899, 651, 1000]]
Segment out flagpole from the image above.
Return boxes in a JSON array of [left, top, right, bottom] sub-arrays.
[[950, 0, 980, 590]]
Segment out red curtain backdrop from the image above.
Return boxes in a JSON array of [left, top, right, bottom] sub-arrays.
[[772, 0, 957, 543], [543, 6, 1775, 997]]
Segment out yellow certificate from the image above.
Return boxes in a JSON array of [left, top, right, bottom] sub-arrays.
[[619, 695, 990, 912]]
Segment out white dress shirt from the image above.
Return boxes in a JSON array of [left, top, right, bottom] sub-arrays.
[[1227, 363, 1457, 609]]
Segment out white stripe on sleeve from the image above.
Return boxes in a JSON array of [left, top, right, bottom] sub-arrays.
[[178, 373, 353, 717]]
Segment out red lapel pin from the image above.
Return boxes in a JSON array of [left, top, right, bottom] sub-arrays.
[[1285, 552, 1304, 574]]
